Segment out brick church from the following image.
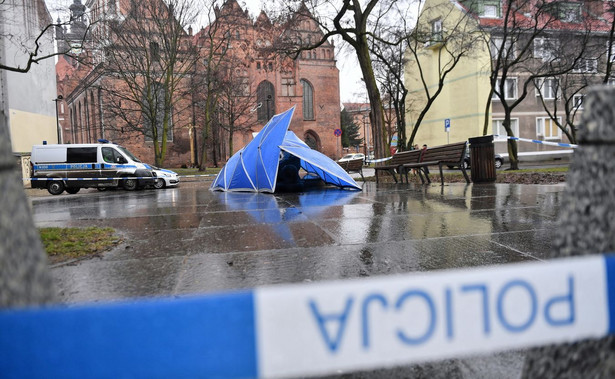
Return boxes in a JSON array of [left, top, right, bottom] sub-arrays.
[[56, 0, 341, 167]]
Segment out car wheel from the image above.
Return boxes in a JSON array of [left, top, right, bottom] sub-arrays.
[[153, 178, 165, 189], [97, 188, 107, 191], [47, 181, 65, 195], [495, 158, 503, 169], [65, 187, 80, 194], [122, 177, 138, 191]]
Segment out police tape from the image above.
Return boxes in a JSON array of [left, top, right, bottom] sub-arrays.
[[178, 174, 217, 178], [495, 135, 578, 149], [25, 174, 216, 182], [1, 254, 614, 378], [365, 156, 393, 164]]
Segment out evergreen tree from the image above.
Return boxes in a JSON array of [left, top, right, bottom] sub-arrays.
[[340, 109, 362, 148]]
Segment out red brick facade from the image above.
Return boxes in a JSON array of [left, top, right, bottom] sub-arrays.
[[58, 0, 341, 167]]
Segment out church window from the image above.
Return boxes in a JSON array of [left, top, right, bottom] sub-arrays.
[[301, 79, 314, 120]]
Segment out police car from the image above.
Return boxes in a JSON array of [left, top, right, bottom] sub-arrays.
[[149, 166, 180, 189]]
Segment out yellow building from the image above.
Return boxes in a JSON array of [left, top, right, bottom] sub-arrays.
[[404, 0, 492, 148]]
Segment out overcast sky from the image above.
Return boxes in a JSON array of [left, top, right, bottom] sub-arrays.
[[46, 0, 366, 103]]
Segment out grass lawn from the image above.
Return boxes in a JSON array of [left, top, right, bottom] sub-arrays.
[[39, 227, 122, 264]]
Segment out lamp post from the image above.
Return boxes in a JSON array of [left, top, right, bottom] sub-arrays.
[[53, 95, 64, 144]]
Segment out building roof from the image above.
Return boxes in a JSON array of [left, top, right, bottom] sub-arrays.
[[343, 103, 370, 113]]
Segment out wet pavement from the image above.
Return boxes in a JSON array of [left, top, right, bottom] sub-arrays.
[[29, 178, 566, 377]]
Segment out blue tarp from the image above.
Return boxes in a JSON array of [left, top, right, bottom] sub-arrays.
[[211, 107, 361, 192]]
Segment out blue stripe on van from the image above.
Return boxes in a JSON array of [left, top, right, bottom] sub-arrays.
[[33, 164, 138, 171]]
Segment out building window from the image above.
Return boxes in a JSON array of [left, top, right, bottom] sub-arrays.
[[490, 36, 514, 59], [143, 83, 173, 142], [268, 62, 273, 71], [301, 79, 314, 120], [432, 19, 443, 42], [535, 78, 559, 99], [481, 1, 501, 18], [573, 58, 598, 73], [536, 117, 561, 139], [493, 118, 519, 140], [557, 2, 581, 22], [573, 94, 585, 109], [533, 38, 560, 62], [149, 42, 160, 62], [492, 78, 517, 100], [304, 131, 319, 150], [607, 41, 615, 63], [257, 81, 275, 121], [281, 78, 295, 97], [256, 62, 261, 70]]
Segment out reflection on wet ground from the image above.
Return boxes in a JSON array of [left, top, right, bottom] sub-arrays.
[[31, 180, 565, 378], [31, 180, 564, 303]]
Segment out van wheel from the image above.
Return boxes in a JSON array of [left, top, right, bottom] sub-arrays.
[[122, 178, 138, 191], [65, 187, 80, 194], [47, 181, 65, 195], [495, 158, 503, 169]]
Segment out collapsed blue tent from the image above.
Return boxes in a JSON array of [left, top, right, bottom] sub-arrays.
[[211, 107, 361, 192]]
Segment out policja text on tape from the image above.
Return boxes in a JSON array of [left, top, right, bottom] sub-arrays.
[[2, 254, 615, 378]]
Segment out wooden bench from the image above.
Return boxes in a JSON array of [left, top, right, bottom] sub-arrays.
[[374, 150, 424, 184], [403, 142, 470, 185], [338, 158, 365, 181]]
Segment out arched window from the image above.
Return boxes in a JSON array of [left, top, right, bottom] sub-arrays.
[[257, 81, 275, 121], [78, 102, 84, 143], [301, 79, 314, 120], [143, 82, 173, 142], [98, 88, 105, 139], [84, 97, 91, 143], [304, 131, 320, 150], [90, 91, 97, 139], [69, 107, 75, 143]]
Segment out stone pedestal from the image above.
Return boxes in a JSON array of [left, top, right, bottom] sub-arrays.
[[0, 119, 55, 307], [522, 87, 615, 377]]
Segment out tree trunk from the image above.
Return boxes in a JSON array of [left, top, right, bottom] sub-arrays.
[[356, 44, 388, 158], [482, 88, 494, 136], [502, 115, 519, 170]]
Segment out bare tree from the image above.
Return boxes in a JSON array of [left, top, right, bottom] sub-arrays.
[[216, 54, 259, 158], [534, 54, 601, 144], [191, 0, 253, 169], [404, 0, 483, 147], [269, 0, 417, 160], [372, 39, 408, 151], [480, 0, 594, 169], [0, 0, 90, 73], [96, 0, 199, 167]]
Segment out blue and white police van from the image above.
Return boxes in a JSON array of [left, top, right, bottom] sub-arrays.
[[30, 141, 156, 195]]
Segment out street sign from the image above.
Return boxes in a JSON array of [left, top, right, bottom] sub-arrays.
[[334, 129, 342, 137], [444, 119, 450, 132]]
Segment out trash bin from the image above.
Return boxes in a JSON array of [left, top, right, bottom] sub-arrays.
[[469, 135, 496, 183]]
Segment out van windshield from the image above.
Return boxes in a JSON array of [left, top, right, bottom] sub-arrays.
[[117, 145, 141, 163]]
